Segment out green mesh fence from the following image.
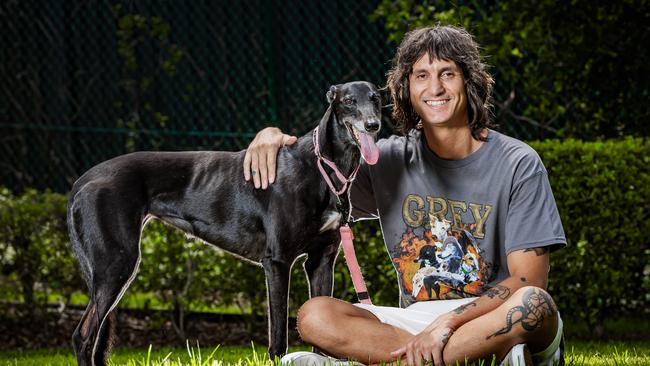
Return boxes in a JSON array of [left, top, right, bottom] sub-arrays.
[[1, 1, 538, 193]]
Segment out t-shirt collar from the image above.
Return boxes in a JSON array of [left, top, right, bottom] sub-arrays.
[[419, 128, 493, 169]]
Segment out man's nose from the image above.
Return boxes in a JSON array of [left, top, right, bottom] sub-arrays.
[[427, 77, 445, 95]]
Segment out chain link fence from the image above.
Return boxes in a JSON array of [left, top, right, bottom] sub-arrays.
[[1, 0, 536, 193]]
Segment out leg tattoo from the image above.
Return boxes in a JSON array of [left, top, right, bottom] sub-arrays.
[[487, 288, 557, 339]]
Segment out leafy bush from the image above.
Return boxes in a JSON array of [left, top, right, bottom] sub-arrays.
[[131, 220, 268, 339], [0, 188, 80, 307], [0, 138, 647, 336], [531, 138, 650, 335]]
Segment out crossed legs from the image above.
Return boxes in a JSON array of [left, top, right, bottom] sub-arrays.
[[297, 286, 559, 365]]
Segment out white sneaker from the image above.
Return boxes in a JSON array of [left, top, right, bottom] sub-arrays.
[[280, 351, 364, 366], [500, 344, 533, 366], [538, 335, 565, 366]]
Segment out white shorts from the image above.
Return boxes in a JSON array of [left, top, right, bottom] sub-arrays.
[[354, 298, 478, 335], [354, 299, 564, 366]]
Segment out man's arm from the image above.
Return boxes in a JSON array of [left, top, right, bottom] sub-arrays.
[[243, 127, 297, 189]]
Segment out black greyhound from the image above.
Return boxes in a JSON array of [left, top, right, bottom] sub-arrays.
[[67, 81, 381, 365]]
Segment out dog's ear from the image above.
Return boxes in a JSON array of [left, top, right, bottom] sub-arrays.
[[326, 85, 338, 104]]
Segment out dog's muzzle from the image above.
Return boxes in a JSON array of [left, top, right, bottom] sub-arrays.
[[349, 122, 379, 165]]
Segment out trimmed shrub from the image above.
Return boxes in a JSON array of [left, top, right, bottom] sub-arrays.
[[131, 220, 268, 339], [531, 138, 650, 334], [0, 188, 80, 308]]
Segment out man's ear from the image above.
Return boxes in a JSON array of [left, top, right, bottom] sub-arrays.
[[326, 85, 338, 104]]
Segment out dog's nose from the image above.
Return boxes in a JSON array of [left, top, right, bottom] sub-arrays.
[[365, 119, 380, 133]]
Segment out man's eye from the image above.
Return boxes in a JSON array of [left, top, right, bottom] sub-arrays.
[[441, 72, 456, 79], [416, 74, 427, 80]]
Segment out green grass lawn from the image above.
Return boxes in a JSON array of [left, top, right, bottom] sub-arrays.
[[1, 341, 648, 366]]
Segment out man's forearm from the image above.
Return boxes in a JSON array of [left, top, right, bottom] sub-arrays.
[[445, 275, 533, 330]]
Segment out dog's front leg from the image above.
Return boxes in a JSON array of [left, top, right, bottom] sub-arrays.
[[262, 257, 291, 359], [304, 242, 339, 298]]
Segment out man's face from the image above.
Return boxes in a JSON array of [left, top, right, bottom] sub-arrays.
[[409, 54, 468, 128]]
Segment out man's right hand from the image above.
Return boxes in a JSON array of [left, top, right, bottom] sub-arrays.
[[243, 127, 298, 189]]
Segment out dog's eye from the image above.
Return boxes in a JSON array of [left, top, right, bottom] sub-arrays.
[[343, 98, 355, 106]]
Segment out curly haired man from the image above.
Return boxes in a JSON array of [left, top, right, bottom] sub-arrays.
[[244, 26, 566, 366]]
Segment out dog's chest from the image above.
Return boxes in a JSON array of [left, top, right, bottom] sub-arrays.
[[319, 211, 342, 233]]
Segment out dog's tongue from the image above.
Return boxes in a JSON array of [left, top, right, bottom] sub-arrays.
[[359, 132, 379, 165]]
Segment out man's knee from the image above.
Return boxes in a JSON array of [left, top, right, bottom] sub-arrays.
[[296, 296, 338, 344], [510, 286, 558, 312], [507, 286, 559, 337]]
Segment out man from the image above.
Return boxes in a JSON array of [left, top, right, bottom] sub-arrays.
[[243, 26, 566, 366]]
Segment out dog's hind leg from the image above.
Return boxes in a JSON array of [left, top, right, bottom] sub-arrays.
[[73, 296, 120, 366], [72, 299, 100, 366], [75, 239, 142, 366], [262, 256, 291, 359], [69, 189, 145, 366]]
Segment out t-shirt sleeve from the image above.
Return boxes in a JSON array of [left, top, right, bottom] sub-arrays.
[[505, 171, 566, 254], [350, 162, 379, 221]]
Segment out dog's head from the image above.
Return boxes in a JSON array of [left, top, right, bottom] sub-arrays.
[[415, 244, 438, 263], [429, 217, 451, 243], [326, 81, 381, 165]]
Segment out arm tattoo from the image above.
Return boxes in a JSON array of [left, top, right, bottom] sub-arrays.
[[452, 301, 477, 314], [483, 285, 511, 300], [523, 247, 549, 256], [486, 288, 557, 339]]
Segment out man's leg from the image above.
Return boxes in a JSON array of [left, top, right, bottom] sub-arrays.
[[442, 286, 559, 364], [297, 286, 559, 365], [297, 297, 413, 363]]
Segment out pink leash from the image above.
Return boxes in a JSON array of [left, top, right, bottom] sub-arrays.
[[313, 127, 372, 305], [339, 226, 371, 304]]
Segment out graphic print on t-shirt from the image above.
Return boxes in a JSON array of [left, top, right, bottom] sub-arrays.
[[392, 194, 495, 301]]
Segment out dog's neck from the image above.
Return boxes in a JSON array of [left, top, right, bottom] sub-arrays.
[[315, 106, 362, 181]]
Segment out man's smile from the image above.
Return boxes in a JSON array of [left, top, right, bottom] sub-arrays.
[[425, 98, 451, 107]]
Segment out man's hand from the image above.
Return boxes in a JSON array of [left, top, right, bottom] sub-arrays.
[[390, 313, 457, 366], [243, 127, 297, 189]]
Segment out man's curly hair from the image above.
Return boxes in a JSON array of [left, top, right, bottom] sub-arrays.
[[386, 25, 495, 140]]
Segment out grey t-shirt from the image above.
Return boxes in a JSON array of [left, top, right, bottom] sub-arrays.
[[350, 129, 566, 307]]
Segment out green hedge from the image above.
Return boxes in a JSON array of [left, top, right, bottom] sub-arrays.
[[0, 188, 81, 306], [531, 138, 650, 333], [0, 138, 648, 337]]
